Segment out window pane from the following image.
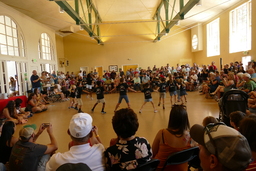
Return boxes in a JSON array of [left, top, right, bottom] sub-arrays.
[[9, 47, 14, 56], [5, 16, 11, 26], [1, 45, 7, 55], [0, 34, 6, 44], [14, 47, 19, 56], [7, 36, 13, 46], [12, 29, 17, 38], [0, 24, 5, 34], [11, 21, 16, 28], [0, 16, 4, 24], [229, 1, 251, 53], [6, 26, 12, 36], [13, 38, 18, 47], [22, 49, 25, 57]]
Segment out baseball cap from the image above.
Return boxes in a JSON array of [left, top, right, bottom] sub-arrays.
[[190, 123, 251, 171], [243, 73, 251, 78], [69, 113, 93, 138], [19, 124, 37, 139], [56, 163, 92, 171]]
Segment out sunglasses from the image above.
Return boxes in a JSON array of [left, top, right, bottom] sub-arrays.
[[204, 122, 226, 158]]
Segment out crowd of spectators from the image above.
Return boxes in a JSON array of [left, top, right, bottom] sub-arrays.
[[1, 61, 256, 170]]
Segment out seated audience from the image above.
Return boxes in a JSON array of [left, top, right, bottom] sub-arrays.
[[53, 84, 67, 101], [239, 114, 256, 170], [2, 101, 28, 124], [26, 93, 47, 113], [190, 123, 251, 171], [247, 91, 256, 114], [0, 121, 18, 164], [202, 116, 218, 127], [9, 123, 58, 171], [39, 91, 49, 105], [105, 108, 152, 170], [14, 98, 31, 118], [236, 72, 246, 90], [152, 105, 191, 171], [46, 113, 105, 171], [210, 72, 235, 100], [229, 111, 246, 130], [242, 73, 256, 93]]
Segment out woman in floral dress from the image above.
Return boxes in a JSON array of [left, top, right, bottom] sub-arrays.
[[105, 108, 152, 170]]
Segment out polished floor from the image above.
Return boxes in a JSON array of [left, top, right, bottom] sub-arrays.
[[14, 91, 219, 153]]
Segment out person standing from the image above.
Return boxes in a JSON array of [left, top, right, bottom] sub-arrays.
[[111, 78, 136, 112], [30, 70, 41, 92], [91, 81, 107, 114]]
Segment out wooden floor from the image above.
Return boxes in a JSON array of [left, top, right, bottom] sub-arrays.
[[14, 91, 219, 152]]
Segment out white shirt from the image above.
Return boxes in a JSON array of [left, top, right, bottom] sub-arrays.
[[46, 143, 105, 171], [190, 74, 198, 82]]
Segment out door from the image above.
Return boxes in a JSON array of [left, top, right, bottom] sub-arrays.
[[95, 66, 103, 78], [16, 62, 29, 95], [0, 61, 8, 94], [80, 66, 89, 75], [123, 65, 139, 74]]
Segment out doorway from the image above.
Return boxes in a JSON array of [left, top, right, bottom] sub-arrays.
[[95, 66, 103, 78], [123, 64, 139, 74], [80, 66, 89, 75]]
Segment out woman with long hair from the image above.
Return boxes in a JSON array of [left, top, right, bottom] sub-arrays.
[[0, 121, 18, 164], [1, 101, 25, 124], [152, 105, 191, 171], [9, 77, 16, 92]]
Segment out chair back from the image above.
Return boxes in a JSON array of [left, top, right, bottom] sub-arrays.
[[133, 159, 160, 171], [56, 163, 92, 171], [162, 146, 199, 171]]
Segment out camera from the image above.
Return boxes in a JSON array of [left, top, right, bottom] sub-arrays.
[[42, 123, 50, 128]]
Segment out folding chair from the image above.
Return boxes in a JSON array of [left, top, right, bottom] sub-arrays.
[[56, 163, 92, 171], [133, 159, 160, 171], [161, 146, 200, 171]]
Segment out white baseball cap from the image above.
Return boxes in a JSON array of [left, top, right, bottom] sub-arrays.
[[69, 113, 93, 138]]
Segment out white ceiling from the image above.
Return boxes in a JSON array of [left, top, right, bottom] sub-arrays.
[[0, 0, 241, 37]]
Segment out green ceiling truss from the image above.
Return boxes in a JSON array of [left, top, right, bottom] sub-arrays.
[[153, 0, 200, 42], [50, 0, 103, 44]]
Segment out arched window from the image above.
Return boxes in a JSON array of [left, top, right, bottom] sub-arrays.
[[0, 15, 25, 57], [38, 33, 54, 60]]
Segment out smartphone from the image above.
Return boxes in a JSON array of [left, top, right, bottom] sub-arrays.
[[43, 123, 50, 128]]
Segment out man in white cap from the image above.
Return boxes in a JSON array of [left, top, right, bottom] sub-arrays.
[[242, 73, 256, 93], [190, 123, 252, 171], [9, 124, 58, 171], [46, 113, 105, 171]]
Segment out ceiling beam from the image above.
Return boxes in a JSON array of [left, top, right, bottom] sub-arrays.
[[153, 0, 200, 42], [50, 0, 103, 44]]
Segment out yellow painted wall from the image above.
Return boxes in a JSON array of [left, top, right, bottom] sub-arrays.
[[194, 0, 255, 69], [55, 35, 66, 72], [62, 22, 194, 74]]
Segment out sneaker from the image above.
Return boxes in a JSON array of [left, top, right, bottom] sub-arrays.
[[101, 111, 106, 114], [74, 107, 78, 110], [139, 110, 142, 113], [154, 110, 158, 113], [78, 110, 84, 113], [71, 106, 74, 108]]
